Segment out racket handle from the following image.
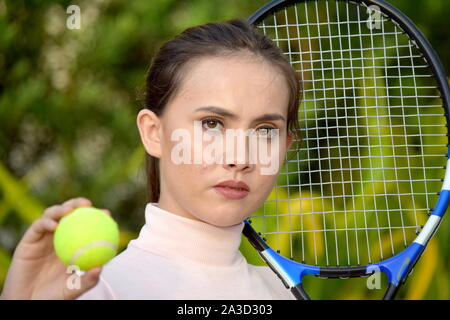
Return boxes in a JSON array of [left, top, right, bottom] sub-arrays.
[[383, 283, 400, 300], [291, 283, 311, 300]]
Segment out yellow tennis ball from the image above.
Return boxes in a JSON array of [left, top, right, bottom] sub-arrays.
[[53, 206, 120, 271]]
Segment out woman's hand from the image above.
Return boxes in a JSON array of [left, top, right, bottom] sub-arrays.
[[0, 197, 110, 300]]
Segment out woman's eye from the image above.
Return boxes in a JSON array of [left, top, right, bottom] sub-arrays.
[[201, 118, 224, 132], [256, 126, 278, 139]]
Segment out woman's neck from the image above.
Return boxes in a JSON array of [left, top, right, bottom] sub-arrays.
[[129, 203, 245, 267]]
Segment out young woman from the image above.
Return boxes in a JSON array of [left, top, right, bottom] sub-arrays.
[[0, 19, 301, 299]]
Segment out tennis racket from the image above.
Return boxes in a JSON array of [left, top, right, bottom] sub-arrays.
[[244, 0, 449, 300]]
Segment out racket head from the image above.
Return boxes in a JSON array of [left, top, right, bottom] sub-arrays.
[[244, 0, 450, 299]]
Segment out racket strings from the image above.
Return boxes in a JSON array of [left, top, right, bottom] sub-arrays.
[[253, 0, 447, 266]]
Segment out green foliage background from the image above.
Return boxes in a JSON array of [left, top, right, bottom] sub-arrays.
[[0, 0, 448, 299]]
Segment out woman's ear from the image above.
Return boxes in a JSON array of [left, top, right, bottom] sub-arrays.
[[137, 109, 162, 158]]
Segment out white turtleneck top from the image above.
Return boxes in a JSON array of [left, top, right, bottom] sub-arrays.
[[76, 203, 294, 300]]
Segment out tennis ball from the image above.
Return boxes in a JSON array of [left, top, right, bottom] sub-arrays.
[[53, 206, 120, 271]]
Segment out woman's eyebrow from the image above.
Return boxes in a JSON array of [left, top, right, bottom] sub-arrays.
[[253, 113, 286, 123], [195, 106, 237, 119], [194, 106, 286, 122]]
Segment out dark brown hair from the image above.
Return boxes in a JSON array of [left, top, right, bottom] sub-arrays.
[[142, 19, 302, 203]]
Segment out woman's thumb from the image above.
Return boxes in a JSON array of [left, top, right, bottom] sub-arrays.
[[83, 266, 102, 288], [64, 266, 102, 300]]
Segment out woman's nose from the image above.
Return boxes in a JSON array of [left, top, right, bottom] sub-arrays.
[[223, 161, 254, 173]]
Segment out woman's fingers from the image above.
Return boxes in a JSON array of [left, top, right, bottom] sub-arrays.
[[41, 218, 59, 233], [23, 198, 93, 244], [61, 197, 92, 209], [23, 217, 58, 243], [44, 197, 93, 221], [43, 205, 73, 221], [22, 197, 112, 247]]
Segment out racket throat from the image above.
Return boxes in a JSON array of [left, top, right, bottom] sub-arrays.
[[260, 248, 319, 294]]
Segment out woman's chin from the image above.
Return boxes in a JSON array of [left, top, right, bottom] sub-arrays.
[[197, 201, 252, 227], [204, 216, 246, 227], [187, 189, 264, 227]]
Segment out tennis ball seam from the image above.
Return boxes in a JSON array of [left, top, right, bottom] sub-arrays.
[[68, 240, 118, 267]]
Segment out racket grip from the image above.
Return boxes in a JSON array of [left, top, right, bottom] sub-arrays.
[[291, 283, 311, 300], [383, 283, 400, 300]]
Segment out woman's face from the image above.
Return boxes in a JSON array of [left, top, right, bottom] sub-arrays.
[[138, 55, 292, 227]]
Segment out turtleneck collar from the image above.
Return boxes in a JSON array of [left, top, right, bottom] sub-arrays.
[[129, 203, 245, 267]]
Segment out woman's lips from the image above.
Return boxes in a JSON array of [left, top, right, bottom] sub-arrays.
[[213, 180, 250, 200]]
